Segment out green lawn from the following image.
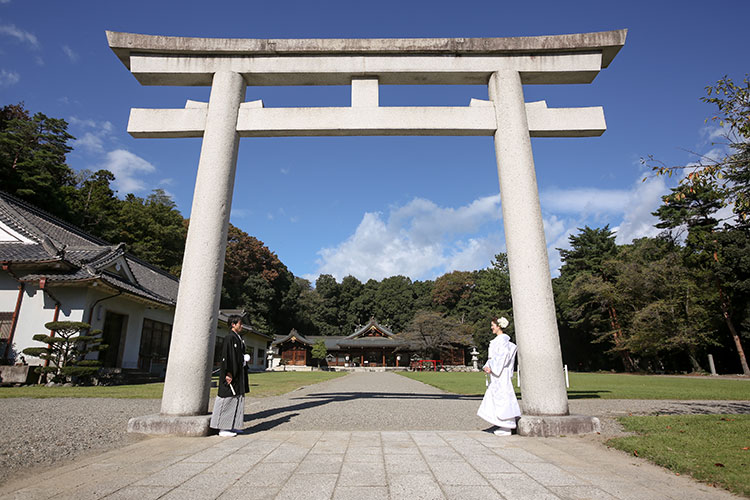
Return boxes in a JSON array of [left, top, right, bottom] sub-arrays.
[[0, 371, 348, 399], [607, 415, 750, 497], [399, 371, 750, 400]]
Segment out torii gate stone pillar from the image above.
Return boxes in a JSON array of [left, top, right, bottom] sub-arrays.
[[111, 29, 626, 437]]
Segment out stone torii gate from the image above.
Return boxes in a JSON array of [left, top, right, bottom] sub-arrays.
[[109, 29, 626, 436]]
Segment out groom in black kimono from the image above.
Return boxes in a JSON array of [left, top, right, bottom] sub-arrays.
[[210, 314, 249, 437]]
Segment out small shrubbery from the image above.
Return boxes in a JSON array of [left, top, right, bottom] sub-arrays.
[[22, 321, 107, 384]]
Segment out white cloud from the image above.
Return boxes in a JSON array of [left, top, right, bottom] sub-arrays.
[[280, 167, 290, 175], [68, 116, 172, 198], [309, 166, 684, 282], [314, 212, 446, 282], [73, 132, 105, 154], [311, 194, 503, 282], [443, 234, 505, 273], [538, 174, 674, 275], [0, 68, 19, 86], [542, 213, 569, 248], [0, 24, 38, 47], [101, 149, 156, 194], [62, 45, 78, 62], [389, 195, 501, 246], [544, 215, 577, 276], [614, 176, 669, 244], [69, 116, 100, 129], [700, 122, 732, 145], [540, 187, 630, 215], [70, 117, 117, 155]]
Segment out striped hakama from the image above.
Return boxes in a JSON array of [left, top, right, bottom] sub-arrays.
[[209, 394, 244, 431]]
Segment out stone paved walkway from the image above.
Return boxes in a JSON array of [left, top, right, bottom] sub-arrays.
[[0, 373, 743, 499]]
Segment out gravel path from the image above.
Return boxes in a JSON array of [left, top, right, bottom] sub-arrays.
[[0, 398, 159, 484], [2, 372, 749, 486]]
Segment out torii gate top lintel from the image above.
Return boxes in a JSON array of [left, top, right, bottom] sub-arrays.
[[106, 29, 627, 86]]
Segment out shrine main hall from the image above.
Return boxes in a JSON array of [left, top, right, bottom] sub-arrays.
[[270, 318, 468, 369]]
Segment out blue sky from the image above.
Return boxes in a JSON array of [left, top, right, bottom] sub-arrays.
[[2, 0, 748, 283]]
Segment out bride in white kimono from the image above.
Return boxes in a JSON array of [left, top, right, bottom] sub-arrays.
[[477, 317, 521, 436]]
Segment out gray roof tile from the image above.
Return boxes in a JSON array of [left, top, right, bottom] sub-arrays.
[[0, 190, 178, 306]]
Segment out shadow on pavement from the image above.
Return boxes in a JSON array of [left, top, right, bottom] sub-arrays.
[[243, 391, 482, 429], [245, 413, 300, 433]]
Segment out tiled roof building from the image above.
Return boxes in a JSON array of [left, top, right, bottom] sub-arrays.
[[0, 191, 271, 376]]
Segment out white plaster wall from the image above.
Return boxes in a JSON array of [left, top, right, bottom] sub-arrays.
[[85, 290, 175, 369], [3, 275, 176, 368], [9, 283, 86, 366], [246, 335, 270, 370], [0, 272, 21, 312]]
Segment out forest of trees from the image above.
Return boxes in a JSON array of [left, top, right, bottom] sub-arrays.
[[2, 75, 748, 374]]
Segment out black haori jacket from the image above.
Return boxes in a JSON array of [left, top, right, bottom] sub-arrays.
[[217, 331, 249, 398]]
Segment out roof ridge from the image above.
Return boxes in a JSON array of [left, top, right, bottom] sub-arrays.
[[0, 189, 112, 246], [0, 195, 47, 243]]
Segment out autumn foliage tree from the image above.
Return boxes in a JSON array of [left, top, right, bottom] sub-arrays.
[[221, 224, 294, 334], [401, 310, 472, 359]]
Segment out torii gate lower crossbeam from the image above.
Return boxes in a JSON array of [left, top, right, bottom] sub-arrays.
[[113, 30, 626, 437]]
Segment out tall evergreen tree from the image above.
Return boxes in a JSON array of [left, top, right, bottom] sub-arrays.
[[374, 275, 415, 332], [312, 274, 344, 335], [558, 226, 635, 371], [66, 169, 121, 239], [114, 190, 187, 274], [0, 103, 76, 214], [340, 275, 365, 331], [654, 183, 750, 375], [615, 237, 717, 372]]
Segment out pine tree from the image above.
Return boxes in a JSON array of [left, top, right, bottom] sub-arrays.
[[22, 321, 107, 384]]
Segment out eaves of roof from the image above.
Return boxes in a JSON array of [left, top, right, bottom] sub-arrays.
[[0, 190, 180, 305], [16, 269, 175, 308], [336, 338, 407, 348]]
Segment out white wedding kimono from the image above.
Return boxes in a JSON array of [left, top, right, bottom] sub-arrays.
[[477, 333, 521, 428]]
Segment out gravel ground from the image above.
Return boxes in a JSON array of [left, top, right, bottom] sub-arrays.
[[2, 372, 748, 485], [0, 398, 160, 484]]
